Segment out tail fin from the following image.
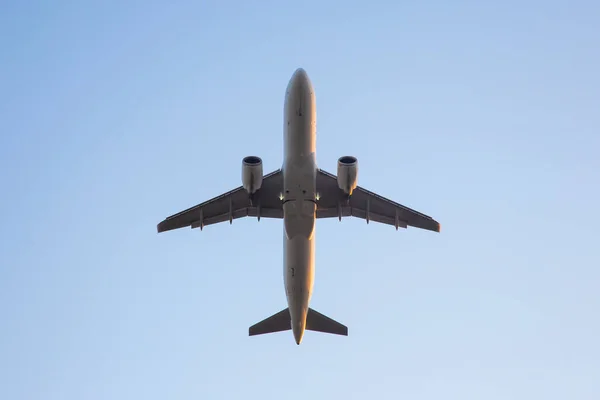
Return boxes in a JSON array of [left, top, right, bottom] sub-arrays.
[[306, 308, 348, 336], [248, 308, 291, 336]]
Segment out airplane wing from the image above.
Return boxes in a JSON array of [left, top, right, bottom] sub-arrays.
[[315, 169, 441, 232], [157, 169, 283, 233]]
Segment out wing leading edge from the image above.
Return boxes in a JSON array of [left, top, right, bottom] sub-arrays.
[[157, 169, 283, 233], [315, 169, 440, 232]]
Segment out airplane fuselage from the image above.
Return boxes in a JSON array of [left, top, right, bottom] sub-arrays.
[[282, 68, 317, 344]]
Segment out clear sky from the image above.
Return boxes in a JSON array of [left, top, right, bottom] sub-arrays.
[[1, 1, 599, 399]]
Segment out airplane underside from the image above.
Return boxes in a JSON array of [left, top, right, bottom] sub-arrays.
[[156, 68, 440, 344]]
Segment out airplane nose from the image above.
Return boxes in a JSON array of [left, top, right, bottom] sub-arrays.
[[285, 67, 314, 111], [293, 68, 308, 80], [287, 68, 311, 93]]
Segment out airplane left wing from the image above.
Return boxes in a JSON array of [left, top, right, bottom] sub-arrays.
[[315, 169, 441, 232], [157, 169, 283, 233]]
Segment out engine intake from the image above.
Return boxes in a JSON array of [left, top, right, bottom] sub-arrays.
[[242, 156, 263, 194], [337, 156, 358, 195]]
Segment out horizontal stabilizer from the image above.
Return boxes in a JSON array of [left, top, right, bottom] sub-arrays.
[[249, 308, 291, 336], [306, 308, 348, 336]]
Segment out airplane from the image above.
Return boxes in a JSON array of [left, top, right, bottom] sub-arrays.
[[156, 68, 441, 345]]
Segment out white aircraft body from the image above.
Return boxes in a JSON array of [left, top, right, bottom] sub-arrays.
[[157, 68, 441, 345]]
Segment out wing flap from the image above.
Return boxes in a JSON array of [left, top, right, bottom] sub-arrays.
[[316, 206, 409, 227], [157, 169, 283, 233], [315, 169, 439, 232], [188, 207, 284, 229]]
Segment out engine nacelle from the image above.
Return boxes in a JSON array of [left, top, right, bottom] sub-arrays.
[[337, 156, 358, 195], [242, 156, 263, 194]]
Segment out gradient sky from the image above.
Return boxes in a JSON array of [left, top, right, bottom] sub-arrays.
[[1, 1, 599, 399]]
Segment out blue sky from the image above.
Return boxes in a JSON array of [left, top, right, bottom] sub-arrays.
[[1, 1, 599, 399]]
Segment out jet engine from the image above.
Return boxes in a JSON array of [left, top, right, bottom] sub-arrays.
[[337, 156, 358, 195], [242, 156, 263, 194]]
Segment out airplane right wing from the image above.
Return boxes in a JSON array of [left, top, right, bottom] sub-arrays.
[[157, 169, 283, 233], [315, 169, 441, 232]]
